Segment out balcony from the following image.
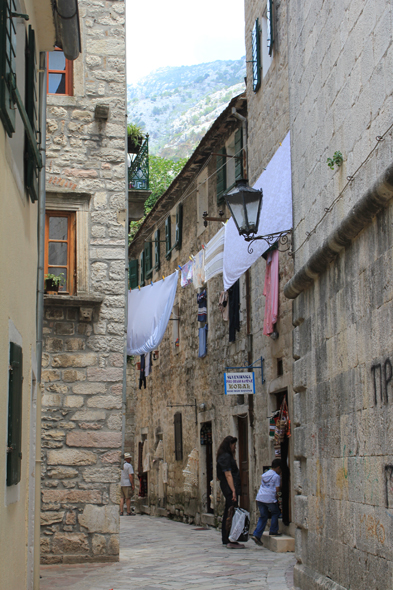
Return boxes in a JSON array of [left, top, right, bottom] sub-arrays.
[[128, 135, 152, 221]]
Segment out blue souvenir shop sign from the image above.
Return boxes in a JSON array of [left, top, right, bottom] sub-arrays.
[[224, 372, 255, 395]]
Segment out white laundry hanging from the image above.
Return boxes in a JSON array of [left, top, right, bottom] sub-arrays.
[[127, 270, 178, 355], [204, 226, 225, 282], [223, 132, 292, 291]]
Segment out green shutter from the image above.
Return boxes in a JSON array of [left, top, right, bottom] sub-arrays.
[[216, 147, 227, 204], [144, 241, 152, 279], [129, 259, 138, 289], [7, 342, 23, 487], [235, 128, 243, 181], [165, 216, 171, 260], [0, 0, 17, 136], [175, 203, 182, 250], [140, 251, 145, 286], [154, 229, 160, 270], [252, 18, 261, 92], [25, 25, 38, 202]]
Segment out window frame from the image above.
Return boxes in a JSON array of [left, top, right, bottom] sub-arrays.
[[46, 48, 73, 96], [44, 210, 76, 295]]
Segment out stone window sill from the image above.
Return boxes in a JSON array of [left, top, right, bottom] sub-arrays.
[[44, 294, 104, 307]]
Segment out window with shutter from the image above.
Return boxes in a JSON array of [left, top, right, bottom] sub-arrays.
[[0, 0, 17, 136], [140, 251, 145, 286], [175, 204, 182, 250], [129, 259, 138, 289], [174, 412, 183, 461], [154, 229, 160, 270], [144, 241, 152, 280], [235, 128, 243, 181], [216, 147, 227, 204], [7, 342, 23, 487], [165, 216, 171, 260], [252, 19, 261, 92], [25, 25, 38, 202], [45, 211, 76, 295]]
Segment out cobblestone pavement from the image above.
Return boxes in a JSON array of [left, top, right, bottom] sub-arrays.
[[41, 515, 295, 590]]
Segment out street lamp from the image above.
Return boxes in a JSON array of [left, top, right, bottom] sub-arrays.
[[224, 179, 263, 238], [224, 178, 292, 255]]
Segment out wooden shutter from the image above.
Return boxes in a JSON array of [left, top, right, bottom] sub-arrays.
[[0, 0, 17, 136], [25, 25, 38, 202], [235, 128, 243, 181], [129, 259, 138, 289], [174, 412, 183, 461], [7, 342, 23, 487], [144, 241, 152, 279], [165, 216, 171, 260], [175, 203, 183, 250], [140, 251, 145, 286], [252, 19, 261, 92], [216, 147, 227, 204], [154, 229, 160, 270]]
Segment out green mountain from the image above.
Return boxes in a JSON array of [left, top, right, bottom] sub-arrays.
[[127, 58, 246, 160]]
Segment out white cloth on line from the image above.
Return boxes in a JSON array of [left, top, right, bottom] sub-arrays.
[[127, 270, 178, 355], [193, 249, 205, 289], [145, 352, 151, 377], [204, 226, 225, 282], [223, 132, 292, 291]]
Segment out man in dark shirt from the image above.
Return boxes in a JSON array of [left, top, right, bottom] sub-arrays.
[[216, 435, 244, 549]]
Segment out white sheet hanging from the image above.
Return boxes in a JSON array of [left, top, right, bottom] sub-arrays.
[[223, 132, 292, 290], [204, 226, 225, 282], [127, 270, 178, 355]]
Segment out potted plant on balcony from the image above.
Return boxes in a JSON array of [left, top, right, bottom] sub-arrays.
[[127, 122, 144, 154], [45, 273, 65, 294]]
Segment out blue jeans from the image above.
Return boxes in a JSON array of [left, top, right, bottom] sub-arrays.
[[253, 501, 280, 538]]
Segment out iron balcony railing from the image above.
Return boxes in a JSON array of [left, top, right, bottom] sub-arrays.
[[128, 136, 149, 190]]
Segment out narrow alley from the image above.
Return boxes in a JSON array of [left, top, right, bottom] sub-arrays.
[[40, 515, 295, 590]]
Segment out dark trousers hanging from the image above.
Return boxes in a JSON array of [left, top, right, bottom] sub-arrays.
[[139, 354, 146, 389], [228, 280, 240, 342]]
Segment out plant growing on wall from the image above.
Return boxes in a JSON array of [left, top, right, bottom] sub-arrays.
[[327, 151, 343, 170]]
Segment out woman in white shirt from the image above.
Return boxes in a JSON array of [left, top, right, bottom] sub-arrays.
[[120, 453, 135, 516]]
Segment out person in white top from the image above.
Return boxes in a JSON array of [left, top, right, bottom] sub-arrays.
[[251, 459, 282, 546], [120, 453, 135, 516]]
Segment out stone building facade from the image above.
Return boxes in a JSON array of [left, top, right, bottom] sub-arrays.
[[282, 0, 393, 588], [126, 91, 295, 545], [40, 0, 127, 564]]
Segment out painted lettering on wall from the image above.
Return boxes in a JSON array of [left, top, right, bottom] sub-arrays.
[[359, 513, 385, 544], [371, 358, 392, 405]]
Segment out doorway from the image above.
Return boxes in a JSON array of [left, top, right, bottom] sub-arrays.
[[238, 416, 250, 512], [274, 390, 291, 525], [200, 422, 213, 513]]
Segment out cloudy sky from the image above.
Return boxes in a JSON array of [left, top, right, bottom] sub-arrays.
[[126, 0, 246, 84]]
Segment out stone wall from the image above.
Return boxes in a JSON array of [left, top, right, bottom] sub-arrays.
[[285, 0, 393, 588], [41, 0, 126, 564]]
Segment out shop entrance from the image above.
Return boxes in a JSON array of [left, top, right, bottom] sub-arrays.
[[238, 416, 250, 512], [275, 390, 291, 525], [200, 422, 213, 513]]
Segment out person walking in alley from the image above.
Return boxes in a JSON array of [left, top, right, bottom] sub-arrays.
[[251, 459, 282, 546], [216, 435, 244, 549], [120, 452, 135, 516]]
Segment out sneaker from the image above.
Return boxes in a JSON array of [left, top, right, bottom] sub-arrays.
[[227, 542, 245, 549], [269, 532, 282, 536], [119, 512, 123, 516], [251, 535, 263, 546]]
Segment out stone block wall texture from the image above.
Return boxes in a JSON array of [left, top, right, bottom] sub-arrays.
[[285, 0, 393, 588], [41, 0, 126, 564]]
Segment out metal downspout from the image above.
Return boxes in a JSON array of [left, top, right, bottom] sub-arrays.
[[122, 11, 128, 454], [34, 51, 47, 590]]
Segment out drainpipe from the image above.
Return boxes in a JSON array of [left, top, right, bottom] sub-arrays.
[[34, 51, 46, 590], [122, 13, 129, 454]]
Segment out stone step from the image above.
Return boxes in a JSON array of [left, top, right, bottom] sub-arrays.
[[262, 532, 295, 552]]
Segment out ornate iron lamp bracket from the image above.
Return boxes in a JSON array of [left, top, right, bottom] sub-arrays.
[[244, 229, 292, 255]]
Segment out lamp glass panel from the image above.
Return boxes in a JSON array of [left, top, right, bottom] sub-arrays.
[[226, 193, 247, 233], [244, 194, 261, 232]]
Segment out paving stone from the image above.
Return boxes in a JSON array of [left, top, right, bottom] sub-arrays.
[[41, 515, 295, 589]]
